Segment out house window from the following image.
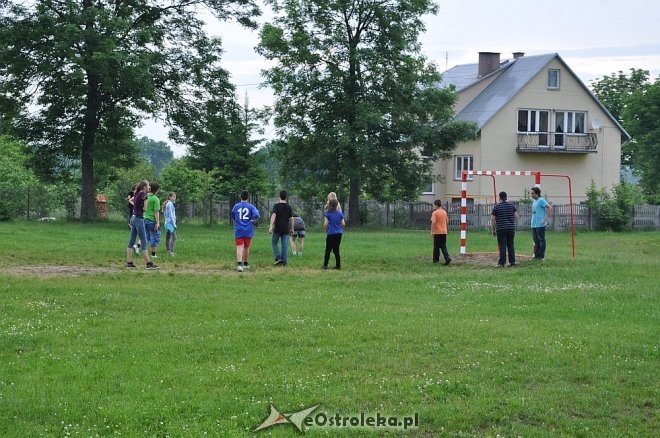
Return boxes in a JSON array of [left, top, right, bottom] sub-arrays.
[[518, 109, 550, 146], [454, 155, 474, 180], [548, 69, 560, 89], [554, 111, 587, 146], [422, 175, 434, 194]]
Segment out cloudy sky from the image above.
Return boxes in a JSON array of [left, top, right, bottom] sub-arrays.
[[140, 0, 660, 156]]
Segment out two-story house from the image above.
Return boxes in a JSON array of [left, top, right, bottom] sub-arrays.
[[422, 52, 629, 205]]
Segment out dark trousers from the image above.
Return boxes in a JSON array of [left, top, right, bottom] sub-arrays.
[[166, 230, 176, 252], [433, 234, 450, 262], [324, 233, 342, 268], [532, 227, 546, 259], [496, 230, 516, 266]]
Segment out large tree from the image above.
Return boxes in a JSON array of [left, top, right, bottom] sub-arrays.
[[0, 0, 259, 219], [591, 69, 659, 201], [257, 0, 476, 224], [622, 78, 660, 201], [176, 91, 267, 196], [590, 68, 650, 167]]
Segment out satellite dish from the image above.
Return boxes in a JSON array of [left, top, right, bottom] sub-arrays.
[[591, 118, 601, 130]]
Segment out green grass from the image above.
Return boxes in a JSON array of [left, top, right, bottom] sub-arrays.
[[0, 221, 658, 436]]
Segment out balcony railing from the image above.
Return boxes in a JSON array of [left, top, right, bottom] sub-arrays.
[[516, 132, 597, 153]]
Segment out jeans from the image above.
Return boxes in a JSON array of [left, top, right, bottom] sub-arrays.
[[128, 216, 147, 250], [532, 227, 546, 259], [496, 229, 516, 266], [433, 234, 450, 262], [144, 219, 161, 249], [324, 233, 342, 268], [272, 232, 289, 264]]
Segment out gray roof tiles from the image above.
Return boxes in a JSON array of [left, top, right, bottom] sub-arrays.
[[452, 54, 556, 128], [438, 53, 629, 140]]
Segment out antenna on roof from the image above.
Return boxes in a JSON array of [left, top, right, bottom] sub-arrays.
[[445, 51, 448, 71]]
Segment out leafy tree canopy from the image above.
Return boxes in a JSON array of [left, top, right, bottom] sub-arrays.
[[136, 136, 174, 174], [622, 78, 660, 202], [0, 0, 260, 219], [590, 68, 650, 166], [178, 93, 268, 197], [257, 0, 477, 224]]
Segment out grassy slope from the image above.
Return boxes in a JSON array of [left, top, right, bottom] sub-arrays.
[[0, 221, 658, 436]]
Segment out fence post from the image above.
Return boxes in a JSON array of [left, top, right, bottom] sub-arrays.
[[386, 202, 389, 228], [477, 204, 481, 229], [552, 203, 557, 231], [393, 203, 396, 228]]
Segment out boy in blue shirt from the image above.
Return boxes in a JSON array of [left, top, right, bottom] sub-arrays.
[[231, 191, 260, 272], [530, 187, 553, 260]]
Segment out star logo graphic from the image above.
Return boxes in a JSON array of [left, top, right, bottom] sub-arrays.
[[253, 403, 319, 433]]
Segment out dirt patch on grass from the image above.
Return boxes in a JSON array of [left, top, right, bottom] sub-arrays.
[[1, 264, 328, 278], [454, 252, 533, 267], [3, 265, 120, 277]]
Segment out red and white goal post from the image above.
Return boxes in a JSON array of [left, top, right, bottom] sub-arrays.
[[459, 170, 575, 258]]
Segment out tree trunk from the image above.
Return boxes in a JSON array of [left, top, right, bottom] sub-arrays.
[[348, 175, 361, 226], [80, 70, 101, 221], [346, 39, 361, 226]]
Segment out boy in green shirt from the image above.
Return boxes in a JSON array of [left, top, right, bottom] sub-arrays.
[[144, 182, 161, 258]]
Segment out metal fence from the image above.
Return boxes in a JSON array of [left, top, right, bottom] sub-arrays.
[[5, 190, 660, 231], [246, 199, 660, 231]]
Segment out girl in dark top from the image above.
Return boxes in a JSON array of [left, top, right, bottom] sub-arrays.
[[126, 180, 158, 269]]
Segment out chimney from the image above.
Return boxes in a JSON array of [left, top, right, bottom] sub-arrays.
[[478, 52, 501, 77], [513, 52, 525, 59]]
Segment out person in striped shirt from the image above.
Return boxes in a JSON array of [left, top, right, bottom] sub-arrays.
[[491, 191, 519, 267]]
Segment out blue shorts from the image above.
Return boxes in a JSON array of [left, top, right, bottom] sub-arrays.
[[144, 219, 161, 248]]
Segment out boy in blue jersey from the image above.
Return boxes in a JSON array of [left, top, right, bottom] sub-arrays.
[[231, 191, 260, 272], [530, 187, 553, 260]]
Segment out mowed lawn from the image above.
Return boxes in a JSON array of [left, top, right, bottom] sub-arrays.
[[0, 221, 658, 437]]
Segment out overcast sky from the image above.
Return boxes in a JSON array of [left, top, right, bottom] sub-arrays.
[[139, 0, 660, 157]]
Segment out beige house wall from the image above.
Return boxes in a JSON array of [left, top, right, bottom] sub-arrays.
[[422, 57, 623, 205]]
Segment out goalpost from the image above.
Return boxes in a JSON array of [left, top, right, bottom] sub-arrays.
[[460, 170, 576, 258]]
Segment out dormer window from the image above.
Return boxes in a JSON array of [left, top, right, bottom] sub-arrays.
[[548, 69, 560, 89]]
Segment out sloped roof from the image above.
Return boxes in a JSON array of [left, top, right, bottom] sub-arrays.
[[439, 53, 630, 140], [438, 59, 514, 91]]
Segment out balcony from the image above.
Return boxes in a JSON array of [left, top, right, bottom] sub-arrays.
[[516, 132, 597, 153]]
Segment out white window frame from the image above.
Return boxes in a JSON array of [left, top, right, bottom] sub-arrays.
[[548, 69, 560, 89], [555, 111, 587, 134], [422, 176, 434, 195], [517, 109, 550, 133], [454, 155, 474, 181]]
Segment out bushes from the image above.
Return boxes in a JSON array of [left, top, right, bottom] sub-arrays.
[[0, 199, 11, 221], [586, 181, 645, 231]]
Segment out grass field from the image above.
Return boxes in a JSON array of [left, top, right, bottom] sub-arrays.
[[0, 221, 658, 437]]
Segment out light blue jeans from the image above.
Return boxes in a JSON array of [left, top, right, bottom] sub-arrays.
[[128, 216, 147, 250]]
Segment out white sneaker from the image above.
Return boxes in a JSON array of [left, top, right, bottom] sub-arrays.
[[292, 251, 297, 256], [237, 265, 244, 272]]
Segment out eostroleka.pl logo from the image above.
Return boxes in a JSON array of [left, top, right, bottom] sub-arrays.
[[253, 404, 419, 433], [253, 404, 320, 433]]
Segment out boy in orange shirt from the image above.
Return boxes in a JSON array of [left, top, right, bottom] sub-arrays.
[[431, 200, 451, 265]]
